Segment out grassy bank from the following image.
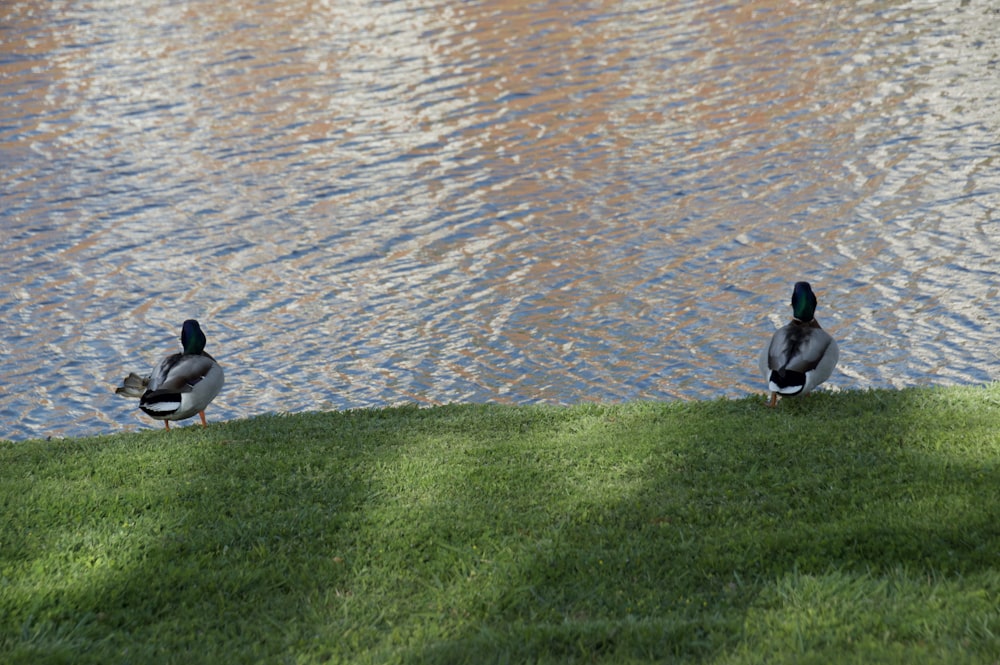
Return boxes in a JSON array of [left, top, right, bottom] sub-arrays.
[[3, 386, 1000, 664]]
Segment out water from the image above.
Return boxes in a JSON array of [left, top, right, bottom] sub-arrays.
[[2, 0, 999, 441]]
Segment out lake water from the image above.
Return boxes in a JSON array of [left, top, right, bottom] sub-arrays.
[[2, 0, 999, 441]]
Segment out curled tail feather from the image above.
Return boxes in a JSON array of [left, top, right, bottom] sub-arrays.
[[115, 372, 149, 398]]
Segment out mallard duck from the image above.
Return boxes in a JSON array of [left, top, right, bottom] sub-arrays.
[[759, 282, 839, 407], [116, 319, 224, 429]]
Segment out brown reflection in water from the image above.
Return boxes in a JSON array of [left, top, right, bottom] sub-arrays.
[[409, 2, 873, 389], [1, 7, 75, 156], [424, 2, 638, 317]]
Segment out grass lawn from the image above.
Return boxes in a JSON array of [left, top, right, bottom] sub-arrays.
[[3, 386, 1000, 664]]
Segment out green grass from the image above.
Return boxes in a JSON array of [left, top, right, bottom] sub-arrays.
[[3, 386, 1000, 664]]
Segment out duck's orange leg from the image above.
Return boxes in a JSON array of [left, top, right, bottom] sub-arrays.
[[199, 411, 208, 427], [767, 392, 778, 408], [164, 420, 171, 431]]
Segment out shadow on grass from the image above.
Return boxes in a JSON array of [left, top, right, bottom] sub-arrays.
[[396, 390, 1000, 663], [3, 388, 1000, 663]]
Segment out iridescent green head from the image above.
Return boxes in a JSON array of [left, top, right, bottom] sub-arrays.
[[791, 282, 818, 322], [180, 319, 207, 355]]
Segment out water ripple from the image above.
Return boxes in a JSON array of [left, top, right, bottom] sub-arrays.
[[1, 0, 999, 440]]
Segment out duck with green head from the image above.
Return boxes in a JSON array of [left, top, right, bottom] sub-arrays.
[[759, 282, 839, 407], [116, 319, 225, 429]]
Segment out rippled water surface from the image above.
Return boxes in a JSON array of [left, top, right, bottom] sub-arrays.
[[2, 1, 999, 440]]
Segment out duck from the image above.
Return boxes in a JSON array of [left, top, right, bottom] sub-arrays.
[[116, 319, 225, 429], [759, 282, 839, 407]]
